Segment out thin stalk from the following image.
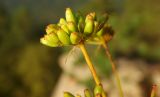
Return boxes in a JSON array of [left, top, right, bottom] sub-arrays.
[[150, 85, 157, 97], [102, 42, 124, 97], [79, 43, 101, 85]]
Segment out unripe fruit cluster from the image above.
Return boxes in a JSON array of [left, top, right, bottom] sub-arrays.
[[40, 8, 114, 47], [64, 84, 106, 97]]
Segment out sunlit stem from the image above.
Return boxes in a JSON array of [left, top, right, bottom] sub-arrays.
[[79, 43, 101, 85], [150, 85, 157, 97], [102, 41, 124, 97]]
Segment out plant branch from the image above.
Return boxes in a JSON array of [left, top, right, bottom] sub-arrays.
[[102, 42, 124, 97], [79, 43, 101, 85]]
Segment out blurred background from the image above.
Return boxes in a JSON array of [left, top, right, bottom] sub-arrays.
[[0, 0, 160, 97]]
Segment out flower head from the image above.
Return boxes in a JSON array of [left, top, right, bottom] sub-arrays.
[[40, 8, 114, 47]]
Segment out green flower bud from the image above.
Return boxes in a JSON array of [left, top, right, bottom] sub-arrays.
[[64, 92, 75, 97], [94, 84, 103, 96], [70, 32, 81, 44], [94, 84, 107, 97], [84, 16, 94, 35], [95, 93, 102, 97], [66, 8, 76, 23], [77, 15, 85, 33], [58, 18, 70, 34], [85, 14, 93, 23], [47, 33, 59, 43], [93, 21, 99, 34], [46, 24, 60, 34], [75, 94, 81, 97], [88, 12, 96, 20], [61, 24, 70, 34], [84, 89, 92, 97], [40, 38, 57, 47], [96, 28, 104, 37], [102, 92, 107, 97], [57, 29, 71, 45], [59, 18, 67, 25], [67, 22, 77, 32], [40, 33, 60, 47]]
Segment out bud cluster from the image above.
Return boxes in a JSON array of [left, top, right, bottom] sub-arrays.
[[40, 8, 114, 47], [64, 84, 106, 97]]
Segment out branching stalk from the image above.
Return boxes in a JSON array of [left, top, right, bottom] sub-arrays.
[[79, 43, 101, 85], [102, 42, 124, 97]]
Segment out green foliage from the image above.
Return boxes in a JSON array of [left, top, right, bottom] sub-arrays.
[[108, 0, 160, 61], [16, 44, 61, 97], [0, 6, 62, 97]]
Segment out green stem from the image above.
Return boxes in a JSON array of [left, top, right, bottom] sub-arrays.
[[79, 43, 101, 85], [102, 42, 124, 97]]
